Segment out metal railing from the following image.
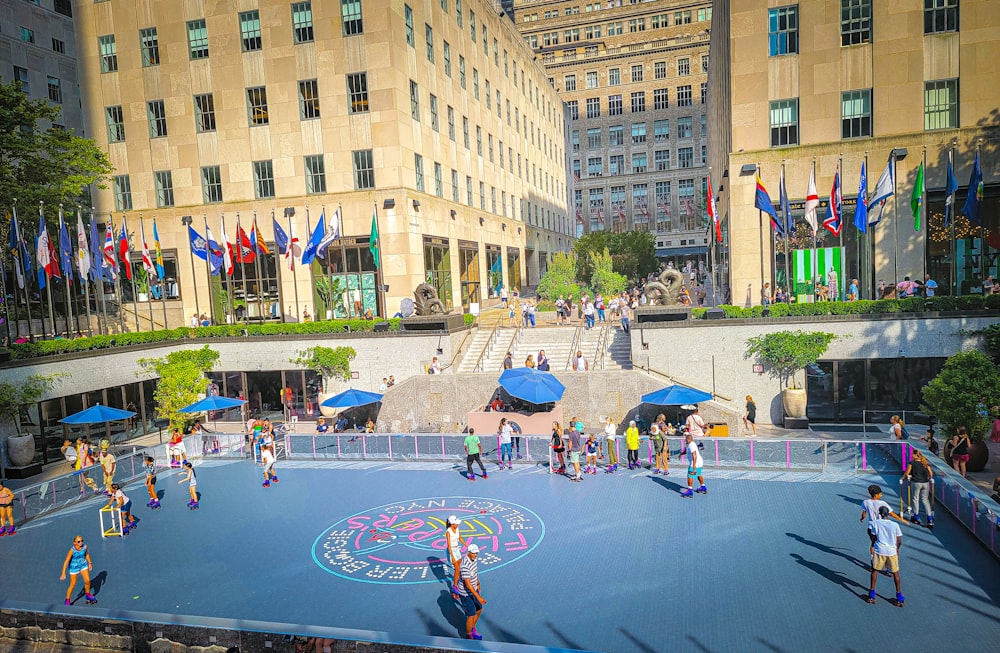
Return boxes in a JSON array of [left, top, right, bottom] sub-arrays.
[[594, 325, 610, 371], [861, 410, 933, 436], [564, 326, 582, 370], [472, 323, 499, 372]]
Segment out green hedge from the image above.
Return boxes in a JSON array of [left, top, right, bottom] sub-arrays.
[[703, 295, 997, 319]]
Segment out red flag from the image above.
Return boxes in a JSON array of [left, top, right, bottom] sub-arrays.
[[118, 218, 132, 280], [707, 174, 722, 243], [235, 225, 257, 264], [48, 236, 62, 279]]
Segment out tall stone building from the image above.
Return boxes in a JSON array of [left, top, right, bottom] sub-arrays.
[[515, 0, 713, 269], [709, 0, 999, 306], [73, 0, 571, 327]]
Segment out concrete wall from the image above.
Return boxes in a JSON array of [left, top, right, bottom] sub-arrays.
[[631, 314, 996, 424]]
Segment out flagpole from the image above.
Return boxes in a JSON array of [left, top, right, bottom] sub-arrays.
[[202, 214, 217, 324], [781, 161, 791, 299], [811, 158, 818, 304], [236, 212, 250, 325], [373, 202, 385, 318], [252, 210, 265, 321], [862, 151, 869, 302], [181, 216, 201, 326], [325, 203, 333, 319], [976, 140, 985, 284], [287, 212, 301, 322], [272, 208, 285, 322], [12, 202, 34, 342], [91, 209, 107, 336], [76, 207, 93, 337], [892, 151, 899, 286], [304, 207, 312, 321], [138, 215, 156, 330], [756, 165, 765, 306], [837, 154, 844, 298], [220, 213, 235, 323], [921, 145, 928, 281], [154, 218, 168, 329], [949, 148, 957, 296], [869, 154, 878, 302], [107, 213, 126, 333], [339, 204, 350, 317], [123, 214, 141, 332]]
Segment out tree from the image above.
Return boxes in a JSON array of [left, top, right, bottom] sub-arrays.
[[291, 346, 357, 392], [745, 330, 837, 389], [138, 346, 220, 430], [922, 350, 1000, 443], [589, 248, 628, 297], [0, 374, 55, 431], [572, 231, 614, 285], [536, 251, 582, 301], [609, 230, 658, 282]]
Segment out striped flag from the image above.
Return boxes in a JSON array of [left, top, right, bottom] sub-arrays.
[[823, 165, 843, 236], [791, 248, 843, 303], [804, 166, 819, 235], [103, 220, 117, 280]]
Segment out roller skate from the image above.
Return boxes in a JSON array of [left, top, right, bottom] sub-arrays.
[[467, 473, 476, 482], [146, 499, 155, 507], [927, 515, 934, 529], [270, 476, 279, 484], [263, 480, 271, 488], [695, 485, 707, 494], [681, 488, 694, 498], [64, 599, 71, 606], [0, 526, 7, 537], [189, 501, 199, 510], [150, 500, 161, 510], [481, 473, 488, 479], [85, 594, 98, 605], [5, 526, 14, 536], [866, 590, 876, 605], [895, 592, 905, 607], [122, 524, 130, 536]]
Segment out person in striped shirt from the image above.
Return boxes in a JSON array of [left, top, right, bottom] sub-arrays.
[[454, 544, 487, 640]]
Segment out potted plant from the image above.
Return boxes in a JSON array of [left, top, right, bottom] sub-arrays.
[[0, 375, 55, 471], [745, 330, 837, 420], [921, 349, 1000, 472], [135, 267, 150, 302], [291, 346, 357, 417]]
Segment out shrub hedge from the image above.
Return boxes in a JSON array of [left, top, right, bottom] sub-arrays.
[[703, 294, 999, 319]]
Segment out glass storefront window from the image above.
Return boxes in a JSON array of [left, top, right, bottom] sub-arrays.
[[486, 245, 502, 298], [312, 239, 379, 318], [424, 236, 453, 311], [925, 190, 999, 296], [507, 247, 521, 292], [209, 248, 281, 324], [459, 242, 481, 310], [807, 358, 946, 422]]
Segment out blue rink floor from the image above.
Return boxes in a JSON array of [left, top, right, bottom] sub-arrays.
[[2, 458, 999, 653]]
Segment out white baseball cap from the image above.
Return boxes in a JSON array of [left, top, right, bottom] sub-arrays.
[[467, 544, 480, 554], [447, 515, 460, 526]]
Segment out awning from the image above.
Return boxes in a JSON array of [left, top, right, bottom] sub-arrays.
[[656, 246, 708, 257]]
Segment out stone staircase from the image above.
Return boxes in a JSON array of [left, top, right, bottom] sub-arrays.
[[604, 326, 633, 370], [513, 326, 578, 371]]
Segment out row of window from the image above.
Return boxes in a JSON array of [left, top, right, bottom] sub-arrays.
[[573, 145, 706, 178], [567, 84, 705, 119], [13, 25, 66, 53], [573, 179, 707, 232], [572, 116, 706, 150], [523, 4, 710, 24], [10, 66, 65, 104], [768, 80, 959, 146], [769, 1, 959, 56], [524, 6, 711, 46], [561, 56, 708, 92], [414, 155, 520, 220]]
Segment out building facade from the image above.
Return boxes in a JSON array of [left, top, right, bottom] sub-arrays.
[[515, 0, 713, 268], [709, 0, 1000, 306], [73, 0, 571, 328]]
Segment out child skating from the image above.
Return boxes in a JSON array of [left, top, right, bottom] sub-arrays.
[[604, 418, 619, 473], [444, 515, 466, 599], [681, 432, 706, 497], [0, 480, 15, 536], [651, 423, 668, 475], [583, 433, 601, 474], [106, 483, 137, 534], [867, 505, 905, 607], [143, 456, 160, 509], [60, 535, 97, 605], [179, 461, 199, 509], [262, 441, 279, 487], [625, 420, 640, 470]]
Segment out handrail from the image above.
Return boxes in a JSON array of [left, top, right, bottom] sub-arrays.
[[595, 325, 609, 371], [443, 328, 471, 372], [502, 325, 521, 369], [565, 327, 582, 370], [472, 323, 499, 372]]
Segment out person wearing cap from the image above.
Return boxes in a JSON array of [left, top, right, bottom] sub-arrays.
[[444, 515, 467, 599], [455, 544, 487, 640], [625, 420, 640, 470], [867, 505, 904, 606], [98, 441, 116, 496]]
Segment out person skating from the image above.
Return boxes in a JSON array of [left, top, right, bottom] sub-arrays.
[[262, 440, 279, 487], [905, 451, 934, 528], [604, 418, 619, 473], [179, 461, 199, 509], [625, 420, 640, 470], [681, 432, 706, 497], [867, 506, 905, 607], [0, 480, 15, 536], [60, 535, 97, 605], [143, 456, 160, 509], [551, 421, 566, 474], [498, 418, 513, 470], [105, 483, 137, 534], [583, 433, 601, 475], [566, 423, 583, 482], [464, 428, 487, 481], [455, 544, 487, 640], [444, 515, 466, 599]]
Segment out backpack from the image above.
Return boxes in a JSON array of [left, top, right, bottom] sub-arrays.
[[899, 425, 910, 440]]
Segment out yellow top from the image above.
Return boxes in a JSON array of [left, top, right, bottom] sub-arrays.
[[626, 426, 640, 449]]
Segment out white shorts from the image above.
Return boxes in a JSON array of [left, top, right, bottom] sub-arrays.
[[449, 548, 461, 563]]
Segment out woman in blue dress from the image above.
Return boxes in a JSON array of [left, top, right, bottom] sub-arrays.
[[60, 535, 96, 605]]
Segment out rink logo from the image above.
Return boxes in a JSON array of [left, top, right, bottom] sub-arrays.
[[311, 496, 545, 585]]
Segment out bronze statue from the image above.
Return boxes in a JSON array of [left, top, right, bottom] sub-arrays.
[[413, 283, 446, 315], [642, 268, 684, 305]]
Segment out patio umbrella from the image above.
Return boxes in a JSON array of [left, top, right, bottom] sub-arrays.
[[178, 396, 247, 413], [60, 404, 136, 424], [320, 388, 384, 409], [641, 385, 713, 406], [498, 367, 565, 404]]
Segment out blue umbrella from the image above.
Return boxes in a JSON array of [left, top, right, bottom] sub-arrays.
[[320, 388, 384, 409], [498, 367, 565, 404], [60, 404, 136, 424], [178, 396, 247, 413], [641, 385, 713, 406]]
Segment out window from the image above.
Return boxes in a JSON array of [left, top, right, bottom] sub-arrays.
[[654, 61, 667, 79], [98, 35, 118, 73], [444, 42, 452, 76], [411, 154, 424, 191], [677, 85, 692, 107], [293, 3, 314, 43], [631, 92, 646, 113], [654, 119, 669, 141], [54, 0, 72, 17], [466, 176, 473, 206], [434, 162, 443, 197], [701, 114, 707, 137], [239, 11, 262, 51], [106, 105, 125, 142], [678, 116, 693, 138], [572, 160, 581, 181], [565, 75, 577, 91], [588, 157, 603, 177], [769, 99, 799, 146], [609, 68, 621, 86], [571, 130, 580, 152], [568, 100, 579, 120], [463, 117, 469, 148], [473, 69, 479, 99], [405, 4, 414, 46], [841, 0, 872, 46], [485, 81, 491, 109], [629, 18, 646, 33], [140, 28, 160, 66], [678, 58, 690, 76], [155, 171, 174, 208], [609, 125, 624, 146], [194, 94, 216, 132], [925, 0, 958, 34], [201, 166, 223, 203], [457, 0, 463, 27], [253, 160, 275, 199], [586, 71, 598, 89], [20, 27, 35, 44], [586, 97, 601, 118], [113, 175, 132, 211], [247, 87, 269, 125], [924, 79, 958, 130], [410, 80, 420, 120], [188, 20, 209, 59], [148, 100, 168, 138], [675, 10, 692, 24], [701, 83, 708, 104], [654, 88, 669, 110], [459, 56, 466, 88], [430, 94, 439, 131], [353, 150, 375, 189], [702, 54, 709, 72], [52, 38, 65, 54], [631, 123, 647, 144], [607, 21, 623, 36], [769, 6, 799, 56], [47, 77, 62, 104], [480, 181, 486, 210], [586, 25, 602, 39], [587, 128, 601, 149], [426, 24, 435, 62], [347, 73, 369, 113], [655, 150, 670, 172], [298, 79, 321, 119], [476, 126, 483, 156], [841, 89, 871, 138], [483, 25, 489, 55], [342, 0, 363, 35], [678, 147, 694, 169], [305, 155, 326, 194], [451, 169, 459, 202], [632, 153, 647, 174], [631, 65, 644, 83], [609, 94, 623, 116], [701, 145, 708, 165], [609, 154, 624, 175], [447, 106, 455, 140]]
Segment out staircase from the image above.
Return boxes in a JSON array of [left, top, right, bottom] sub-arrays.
[[604, 326, 633, 370], [514, 326, 577, 371], [456, 326, 518, 373]]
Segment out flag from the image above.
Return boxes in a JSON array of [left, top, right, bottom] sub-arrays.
[[779, 166, 793, 233], [152, 218, 165, 279], [59, 213, 73, 283], [823, 165, 842, 236], [252, 218, 270, 255], [754, 173, 781, 233], [853, 161, 868, 234], [8, 208, 29, 290], [300, 212, 325, 266], [118, 218, 132, 281], [962, 149, 983, 226], [88, 218, 100, 282], [234, 224, 256, 264], [910, 160, 925, 232], [219, 219, 234, 276], [205, 225, 224, 276], [943, 151, 959, 227], [139, 220, 155, 277], [76, 211, 90, 281], [273, 218, 289, 265], [369, 212, 380, 269], [36, 213, 52, 279], [804, 166, 819, 235], [188, 225, 208, 261], [316, 208, 341, 258], [868, 156, 894, 227], [707, 175, 721, 243], [286, 223, 300, 271], [47, 232, 61, 280], [102, 221, 117, 281], [36, 237, 46, 290]]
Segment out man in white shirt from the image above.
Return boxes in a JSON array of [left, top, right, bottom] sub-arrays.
[[867, 505, 904, 606], [572, 350, 588, 372], [681, 432, 706, 497], [685, 407, 708, 438]]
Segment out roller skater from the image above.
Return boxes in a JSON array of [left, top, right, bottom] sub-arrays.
[[262, 440, 278, 487], [143, 456, 160, 509], [0, 479, 15, 536], [551, 422, 566, 474], [463, 428, 487, 481], [105, 484, 137, 534], [604, 417, 619, 473], [444, 515, 467, 599], [625, 420, 640, 470], [60, 535, 96, 605], [584, 433, 601, 474], [867, 506, 905, 607], [681, 432, 706, 497], [178, 461, 199, 509]]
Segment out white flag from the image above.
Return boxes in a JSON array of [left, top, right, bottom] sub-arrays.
[[803, 166, 819, 235], [76, 211, 90, 280], [219, 219, 234, 276], [868, 156, 894, 227], [316, 208, 341, 258]]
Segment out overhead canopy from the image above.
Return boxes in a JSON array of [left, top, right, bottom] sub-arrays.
[[640, 385, 713, 406], [178, 396, 246, 413], [320, 388, 384, 409], [60, 404, 136, 424], [498, 367, 565, 404]]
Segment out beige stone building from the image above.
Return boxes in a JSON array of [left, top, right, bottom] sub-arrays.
[[709, 0, 1000, 306], [514, 0, 713, 268], [73, 0, 571, 327]]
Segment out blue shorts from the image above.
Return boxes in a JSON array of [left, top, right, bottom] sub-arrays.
[[687, 467, 703, 479], [460, 593, 482, 617], [121, 500, 132, 514]]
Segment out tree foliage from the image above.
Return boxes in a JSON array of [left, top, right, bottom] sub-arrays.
[[572, 230, 657, 286], [536, 251, 582, 301], [921, 350, 1000, 443], [138, 346, 220, 430], [589, 248, 628, 297], [291, 346, 357, 392], [745, 330, 837, 389], [0, 375, 55, 431]]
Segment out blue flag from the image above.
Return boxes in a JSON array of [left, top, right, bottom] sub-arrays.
[[779, 166, 793, 233], [300, 212, 325, 266], [205, 226, 223, 276], [754, 174, 781, 234], [854, 161, 868, 234], [59, 217, 74, 284], [944, 152, 959, 227], [88, 219, 101, 282], [962, 150, 983, 226], [188, 225, 208, 261], [273, 218, 289, 257]]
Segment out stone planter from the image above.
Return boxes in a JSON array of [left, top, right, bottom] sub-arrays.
[[782, 388, 807, 419], [7, 433, 36, 467], [318, 392, 342, 418]]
